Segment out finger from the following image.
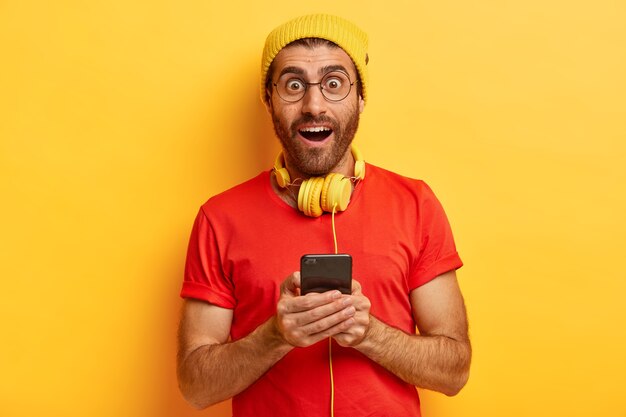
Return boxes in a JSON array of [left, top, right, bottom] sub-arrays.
[[278, 294, 351, 331], [314, 317, 358, 344], [333, 329, 364, 347], [288, 314, 356, 348], [280, 272, 301, 296], [299, 304, 356, 336], [294, 312, 356, 346], [349, 294, 371, 312], [332, 319, 368, 346], [351, 279, 362, 295], [332, 308, 371, 347], [280, 290, 345, 315], [277, 300, 355, 347]]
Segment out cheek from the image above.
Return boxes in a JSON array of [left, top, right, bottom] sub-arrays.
[[273, 104, 300, 124], [338, 102, 360, 122]]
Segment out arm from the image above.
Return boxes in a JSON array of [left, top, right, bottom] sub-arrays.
[[176, 299, 290, 409], [335, 270, 471, 396], [177, 272, 357, 409]]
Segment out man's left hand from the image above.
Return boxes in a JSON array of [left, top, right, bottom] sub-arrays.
[[332, 279, 371, 347]]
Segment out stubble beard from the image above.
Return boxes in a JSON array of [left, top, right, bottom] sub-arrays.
[[271, 106, 360, 177]]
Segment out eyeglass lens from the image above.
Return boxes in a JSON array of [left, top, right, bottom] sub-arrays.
[[275, 71, 353, 102]]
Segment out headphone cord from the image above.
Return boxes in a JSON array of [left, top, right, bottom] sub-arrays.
[[329, 203, 338, 417], [331, 203, 339, 255], [329, 337, 335, 417]]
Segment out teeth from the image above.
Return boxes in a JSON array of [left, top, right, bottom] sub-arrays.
[[300, 126, 330, 132]]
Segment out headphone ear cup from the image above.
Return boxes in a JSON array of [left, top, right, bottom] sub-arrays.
[[275, 167, 290, 188], [351, 145, 366, 180], [297, 177, 324, 217], [306, 177, 325, 217], [273, 153, 291, 188], [321, 173, 352, 212], [354, 160, 366, 180], [320, 174, 336, 212], [297, 178, 310, 213]]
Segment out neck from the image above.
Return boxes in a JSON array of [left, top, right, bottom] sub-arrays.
[[270, 171, 299, 208]]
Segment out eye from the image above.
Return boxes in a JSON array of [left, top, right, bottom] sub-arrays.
[[285, 78, 305, 92], [323, 76, 343, 91]]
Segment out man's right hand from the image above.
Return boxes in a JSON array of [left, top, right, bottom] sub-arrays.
[[274, 272, 356, 347], [178, 272, 357, 409]]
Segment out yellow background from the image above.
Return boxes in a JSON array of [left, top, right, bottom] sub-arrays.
[[1, 1, 625, 416]]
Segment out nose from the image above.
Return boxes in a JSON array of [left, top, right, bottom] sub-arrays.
[[300, 84, 327, 116]]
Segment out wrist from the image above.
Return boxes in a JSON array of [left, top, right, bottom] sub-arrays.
[[353, 314, 379, 353], [265, 315, 295, 353]]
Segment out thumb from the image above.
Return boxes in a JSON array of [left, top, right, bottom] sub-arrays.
[[280, 272, 301, 297]]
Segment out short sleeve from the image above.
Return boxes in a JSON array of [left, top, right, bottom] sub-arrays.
[[408, 182, 463, 289], [180, 208, 236, 308]]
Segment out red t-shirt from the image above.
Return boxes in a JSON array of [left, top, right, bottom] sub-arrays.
[[181, 164, 462, 416]]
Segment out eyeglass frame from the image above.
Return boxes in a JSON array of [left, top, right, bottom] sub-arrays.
[[271, 69, 358, 103]]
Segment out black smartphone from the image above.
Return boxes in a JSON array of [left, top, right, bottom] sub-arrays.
[[300, 254, 352, 295]]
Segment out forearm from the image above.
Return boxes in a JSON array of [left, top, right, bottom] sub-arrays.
[[355, 316, 471, 396], [177, 316, 293, 409]]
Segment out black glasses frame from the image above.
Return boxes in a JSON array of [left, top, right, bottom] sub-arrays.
[[272, 70, 357, 103]]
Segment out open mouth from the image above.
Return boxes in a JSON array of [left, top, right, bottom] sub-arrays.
[[299, 126, 333, 142]]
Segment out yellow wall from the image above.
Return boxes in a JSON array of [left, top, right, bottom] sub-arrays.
[[1, 1, 625, 416]]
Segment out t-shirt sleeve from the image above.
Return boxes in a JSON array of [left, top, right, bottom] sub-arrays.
[[180, 207, 236, 308], [408, 182, 463, 289]]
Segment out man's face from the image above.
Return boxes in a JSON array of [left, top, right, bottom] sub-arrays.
[[266, 43, 365, 178]]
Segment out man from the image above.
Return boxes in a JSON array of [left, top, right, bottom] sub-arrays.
[[177, 14, 471, 416]]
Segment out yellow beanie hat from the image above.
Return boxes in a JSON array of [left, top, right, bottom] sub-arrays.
[[260, 14, 369, 104]]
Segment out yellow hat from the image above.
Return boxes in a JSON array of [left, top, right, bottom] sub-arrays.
[[260, 14, 369, 104]]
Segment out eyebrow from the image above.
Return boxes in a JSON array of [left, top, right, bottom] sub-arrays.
[[278, 66, 305, 79], [319, 64, 349, 76], [277, 64, 352, 80]]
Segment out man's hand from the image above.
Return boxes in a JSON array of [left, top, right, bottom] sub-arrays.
[[275, 272, 357, 347], [332, 279, 372, 347], [352, 271, 471, 396]]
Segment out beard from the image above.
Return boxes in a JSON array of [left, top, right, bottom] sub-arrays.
[[271, 107, 361, 177]]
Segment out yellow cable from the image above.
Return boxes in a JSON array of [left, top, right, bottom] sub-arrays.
[[331, 203, 338, 255], [329, 337, 335, 417], [329, 203, 338, 417]]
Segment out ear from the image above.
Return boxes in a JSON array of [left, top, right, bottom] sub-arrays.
[[264, 88, 273, 113], [358, 94, 365, 114]]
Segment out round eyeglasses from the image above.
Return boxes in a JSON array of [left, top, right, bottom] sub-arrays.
[[273, 70, 357, 103]]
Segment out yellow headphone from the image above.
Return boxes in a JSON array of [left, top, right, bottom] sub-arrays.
[[274, 146, 365, 217]]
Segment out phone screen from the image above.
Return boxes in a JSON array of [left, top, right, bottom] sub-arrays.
[[300, 254, 352, 295]]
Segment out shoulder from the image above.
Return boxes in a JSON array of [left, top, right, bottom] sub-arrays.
[[364, 163, 437, 199], [200, 171, 271, 217], [359, 163, 448, 220]]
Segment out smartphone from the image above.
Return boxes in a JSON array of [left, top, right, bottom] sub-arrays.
[[300, 254, 352, 295]]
